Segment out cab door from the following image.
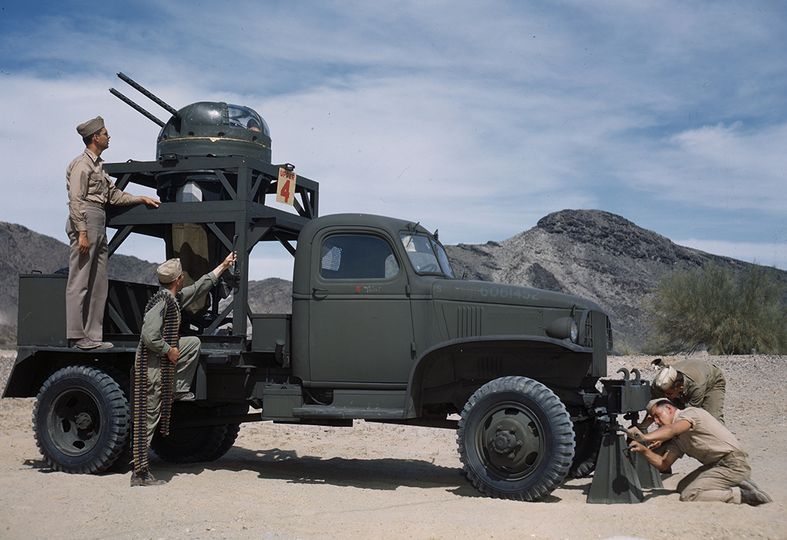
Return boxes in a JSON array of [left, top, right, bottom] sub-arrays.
[[308, 230, 413, 385]]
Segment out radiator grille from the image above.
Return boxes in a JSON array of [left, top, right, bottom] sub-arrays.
[[584, 315, 593, 347]]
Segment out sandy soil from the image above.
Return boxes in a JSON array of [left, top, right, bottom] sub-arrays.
[[1, 352, 785, 540]]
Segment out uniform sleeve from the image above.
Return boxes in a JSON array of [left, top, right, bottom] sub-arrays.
[[140, 299, 171, 355], [106, 174, 139, 206], [675, 408, 698, 429], [683, 380, 705, 408], [66, 159, 90, 232], [177, 272, 218, 310]]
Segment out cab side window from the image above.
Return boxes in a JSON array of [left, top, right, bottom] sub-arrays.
[[320, 234, 399, 279]]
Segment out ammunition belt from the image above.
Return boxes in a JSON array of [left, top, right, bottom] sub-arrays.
[[132, 289, 181, 474]]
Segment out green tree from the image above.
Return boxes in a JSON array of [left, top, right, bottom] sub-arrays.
[[646, 264, 787, 354]]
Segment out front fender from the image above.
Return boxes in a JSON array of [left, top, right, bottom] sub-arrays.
[[406, 335, 594, 416]]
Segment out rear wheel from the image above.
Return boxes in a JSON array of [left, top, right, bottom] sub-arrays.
[[151, 403, 246, 463], [33, 365, 130, 473], [205, 404, 248, 461], [457, 376, 575, 501]]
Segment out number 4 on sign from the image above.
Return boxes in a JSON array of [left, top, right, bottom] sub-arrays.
[[276, 167, 297, 205]]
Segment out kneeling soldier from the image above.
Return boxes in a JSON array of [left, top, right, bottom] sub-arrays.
[[130, 252, 236, 487], [627, 398, 771, 505]]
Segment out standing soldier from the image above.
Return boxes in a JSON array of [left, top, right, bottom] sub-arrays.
[[66, 116, 160, 350], [131, 252, 236, 487]]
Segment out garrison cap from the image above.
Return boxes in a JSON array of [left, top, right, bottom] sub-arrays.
[[653, 365, 678, 390], [646, 397, 673, 416], [76, 116, 105, 137], [156, 258, 183, 284]]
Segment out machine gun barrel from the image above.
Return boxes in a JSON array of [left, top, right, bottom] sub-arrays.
[[117, 72, 179, 118], [109, 88, 165, 127]]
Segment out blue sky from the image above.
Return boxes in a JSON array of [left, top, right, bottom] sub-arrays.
[[1, 1, 785, 279]]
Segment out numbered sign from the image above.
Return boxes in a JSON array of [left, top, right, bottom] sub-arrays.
[[276, 167, 296, 205]]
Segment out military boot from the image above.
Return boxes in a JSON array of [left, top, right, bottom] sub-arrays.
[[130, 469, 167, 487], [740, 479, 772, 506]]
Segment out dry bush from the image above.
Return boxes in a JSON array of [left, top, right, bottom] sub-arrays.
[[645, 264, 786, 354]]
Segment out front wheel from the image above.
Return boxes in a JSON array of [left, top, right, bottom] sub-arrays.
[[457, 376, 575, 501], [33, 365, 130, 473]]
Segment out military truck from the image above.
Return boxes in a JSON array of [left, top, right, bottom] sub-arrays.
[[3, 74, 614, 501]]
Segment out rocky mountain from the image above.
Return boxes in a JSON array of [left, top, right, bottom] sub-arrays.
[[446, 210, 787, 351], [248, 278, 293, 314], [2, 211, 784, 350]]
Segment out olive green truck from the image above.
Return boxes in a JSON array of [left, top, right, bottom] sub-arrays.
[[3, 74, 616, 502]]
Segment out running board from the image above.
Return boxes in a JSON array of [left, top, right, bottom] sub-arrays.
[[293, 405, 405, 419]]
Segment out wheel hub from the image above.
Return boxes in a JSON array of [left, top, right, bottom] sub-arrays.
[[479, 406, 544, 477], [48, 389, 102, 456], [74, 412, 93, 430], [491, 429, 521, 455]]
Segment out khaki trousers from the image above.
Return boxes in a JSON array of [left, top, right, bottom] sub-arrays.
[[65, 205, 108, 341], [677, 452, 750, 504], [144, 336, 201, 444]]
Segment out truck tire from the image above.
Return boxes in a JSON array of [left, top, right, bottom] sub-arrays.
[[457, 376, 575, 501], [33, 365, 130, 474], [568, 418, 602, 478], [151, 403, 245, 463], [203, 404, 248, 461], [207, 423, 241, 461], [151, 424, 228, 463]]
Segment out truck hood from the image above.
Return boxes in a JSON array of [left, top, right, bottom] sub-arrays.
[[431, 279, 602, 312]]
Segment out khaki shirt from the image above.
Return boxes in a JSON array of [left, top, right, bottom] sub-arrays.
[[675, 359, 724, 407], [140, 272, 218, 355], [652, 359, 725, 407], [661, 407, 747, 465], [66, 149, 137, 232]]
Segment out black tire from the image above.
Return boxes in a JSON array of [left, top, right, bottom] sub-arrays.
[[207, 423, 241, 461], [151, 403, 245, 463], [33, 365, 130, 474], [457, 376, 575, 501], [104, 367, 133, 473], [204, 404, 248, 461], [568, 418, 602, 479]]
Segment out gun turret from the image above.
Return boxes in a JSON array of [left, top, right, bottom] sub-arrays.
[[109, 72, 271, 163]]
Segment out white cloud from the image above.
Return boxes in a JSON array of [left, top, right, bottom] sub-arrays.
[[620, 122, 787, 214], [1, 1, 785, 273]]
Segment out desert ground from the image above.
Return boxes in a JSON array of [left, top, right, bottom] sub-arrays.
[[1, 352, 785, 540]]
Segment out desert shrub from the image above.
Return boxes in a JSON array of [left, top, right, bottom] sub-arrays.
[[645, 264, 787, 354]]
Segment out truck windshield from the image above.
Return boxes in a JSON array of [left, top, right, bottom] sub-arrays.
[[400, 233, 455, 278]]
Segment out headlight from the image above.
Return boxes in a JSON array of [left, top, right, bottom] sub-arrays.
[[546, 317, 579, 342]]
